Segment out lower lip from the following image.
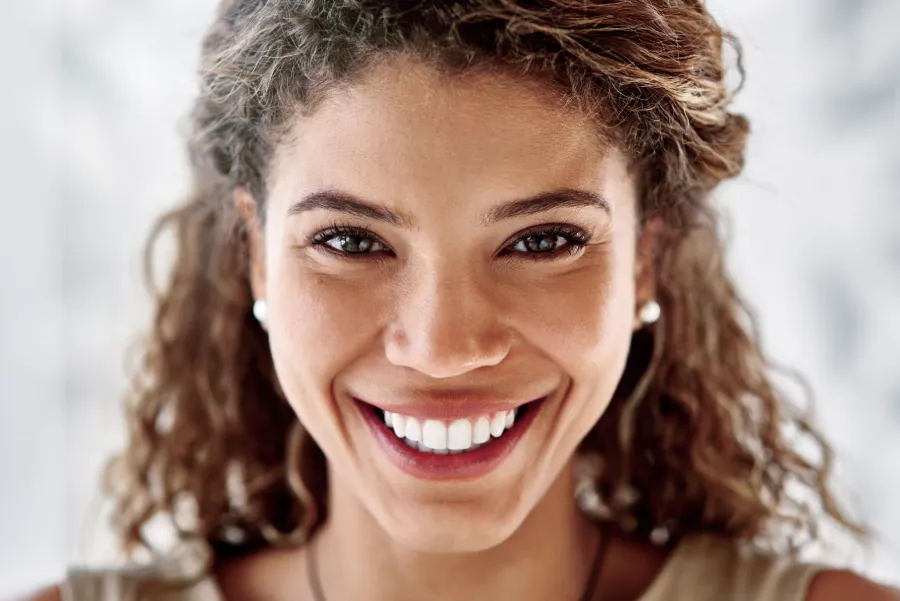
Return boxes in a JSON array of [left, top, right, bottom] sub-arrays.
[[355, 397, 545, 481]]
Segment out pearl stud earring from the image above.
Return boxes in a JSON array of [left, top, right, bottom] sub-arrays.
[[639, 300, 661, 325], [252, 299, 268, 324]]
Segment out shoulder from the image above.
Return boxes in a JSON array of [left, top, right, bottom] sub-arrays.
[[12, 540, 225, 601], [4, 584, 61, 601], [685, 536, 900, 601], [644, 534, 882, 601], [806, 570, 900, 601]]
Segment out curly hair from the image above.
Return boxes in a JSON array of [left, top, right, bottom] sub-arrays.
[[102, 0, 866, 564]]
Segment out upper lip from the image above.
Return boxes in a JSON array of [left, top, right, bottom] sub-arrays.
[[352, 391, 549, 421]]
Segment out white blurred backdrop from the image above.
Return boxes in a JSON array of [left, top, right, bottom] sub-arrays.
[[1, 0, 898, 593]]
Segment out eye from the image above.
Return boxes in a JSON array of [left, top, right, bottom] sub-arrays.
[[502, 224, 591, 261], [306, 222, 592, 261], [309, 223, 391, 257]]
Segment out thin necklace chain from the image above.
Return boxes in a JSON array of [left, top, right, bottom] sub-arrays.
[[306, 526, 611, 601]]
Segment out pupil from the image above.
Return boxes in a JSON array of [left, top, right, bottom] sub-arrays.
[[529, 235, 556, 252], [342, 235, 369, 253]]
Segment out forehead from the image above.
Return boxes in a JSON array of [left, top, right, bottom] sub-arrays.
[[269, 58, 624, 213]]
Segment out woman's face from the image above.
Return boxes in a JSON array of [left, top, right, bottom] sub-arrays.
[[249, 59, 647, 552]]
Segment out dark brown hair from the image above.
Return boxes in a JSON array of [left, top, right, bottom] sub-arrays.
[[103, 0, 865, 563]]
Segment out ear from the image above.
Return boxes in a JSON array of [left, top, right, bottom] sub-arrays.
[[235, 187, 267, 313], [633, 216, 662, 331]]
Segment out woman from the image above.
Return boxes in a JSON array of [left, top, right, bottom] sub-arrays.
[[20, 0, 899, 600]]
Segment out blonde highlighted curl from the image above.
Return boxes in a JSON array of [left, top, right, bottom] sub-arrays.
[[102, 0, 866, 565]]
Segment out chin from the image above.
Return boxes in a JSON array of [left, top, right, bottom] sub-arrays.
[[371, 492, 532, 553], [339, 387, 579, 553]]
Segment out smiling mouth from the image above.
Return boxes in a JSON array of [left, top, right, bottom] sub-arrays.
[[362, 400, 542, 455]]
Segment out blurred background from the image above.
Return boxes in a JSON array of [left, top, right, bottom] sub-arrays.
[[1, 0, 898, 593]]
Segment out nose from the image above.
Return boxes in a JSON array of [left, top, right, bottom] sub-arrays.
[[384, 266, 512, 379]]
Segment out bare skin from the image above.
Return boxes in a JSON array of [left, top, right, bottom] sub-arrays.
[[15, 545, 899, 601], [237, 57, 653, 601], [13, 58, 899, 601]]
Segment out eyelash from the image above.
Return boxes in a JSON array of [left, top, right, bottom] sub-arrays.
[[307, 220, 593, 262]]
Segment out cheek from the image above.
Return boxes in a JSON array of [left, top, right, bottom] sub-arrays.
[[521, 253, 636, 455], [520, 254, 636, 377], [270, 271, 379, 371], [263, 237, 636, 430], [267, 251, 636, 382], [264, 258, 384, 445]]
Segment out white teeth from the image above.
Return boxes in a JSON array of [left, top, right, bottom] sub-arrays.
[[422, 419, 448, 450], [404, 417, 422, 442], [447, 419, 473, 451], [392, 414, 406, 438], [490, 412, 506, 438], [380, 406, 524, 453], [473, 417, 490, 444]]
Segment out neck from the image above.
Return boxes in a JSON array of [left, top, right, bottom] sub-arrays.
[[313, 458, 600, 601]]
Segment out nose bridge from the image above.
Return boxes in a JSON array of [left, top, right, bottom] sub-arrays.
[[385, 260, 511, 378]]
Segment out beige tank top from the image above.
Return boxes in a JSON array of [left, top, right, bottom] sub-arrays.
[[61, 535, 826, 601]]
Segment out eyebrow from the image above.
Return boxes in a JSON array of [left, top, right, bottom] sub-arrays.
[[287, 187, 611, 228]]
